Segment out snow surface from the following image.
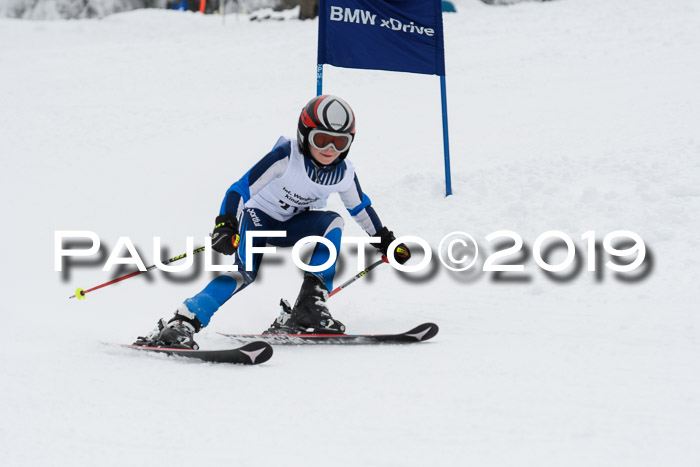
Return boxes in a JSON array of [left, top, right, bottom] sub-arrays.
[[2, 0, 699, 465]]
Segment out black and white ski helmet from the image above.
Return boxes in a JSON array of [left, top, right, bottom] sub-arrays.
[[297, 95, 356, 162]]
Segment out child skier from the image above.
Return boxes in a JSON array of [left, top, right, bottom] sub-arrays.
[[135, 95, 411, 349]]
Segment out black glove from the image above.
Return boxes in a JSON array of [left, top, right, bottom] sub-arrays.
[[211, 214, 240, 255], [376, 226, 411, 265]]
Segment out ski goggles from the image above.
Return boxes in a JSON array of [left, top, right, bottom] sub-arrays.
[[309, 129, 353, 153]]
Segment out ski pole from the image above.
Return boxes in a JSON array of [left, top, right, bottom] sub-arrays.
[[328, 255, 388, 298], [69, 246, 206, 300]]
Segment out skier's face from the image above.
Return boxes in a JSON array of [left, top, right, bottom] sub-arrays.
[[309, 145, 341, 166]]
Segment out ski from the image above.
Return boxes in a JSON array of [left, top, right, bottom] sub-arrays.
[[118, 341, 273, 365], [218, 322, 439, 345]]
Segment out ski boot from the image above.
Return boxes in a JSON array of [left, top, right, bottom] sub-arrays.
[[287, 273, 346, 334], [264, 299, 295, 334], [133, 309, 202, 350]]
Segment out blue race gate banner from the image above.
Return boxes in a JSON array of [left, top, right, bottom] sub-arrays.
[[318, 0, 446, 76]]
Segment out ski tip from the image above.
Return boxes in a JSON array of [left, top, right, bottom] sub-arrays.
[[237, 341, 274, 365], [404, 323, 439, 342]]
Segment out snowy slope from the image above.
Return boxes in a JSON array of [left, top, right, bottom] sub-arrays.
[[1, 1, 699, 466]]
